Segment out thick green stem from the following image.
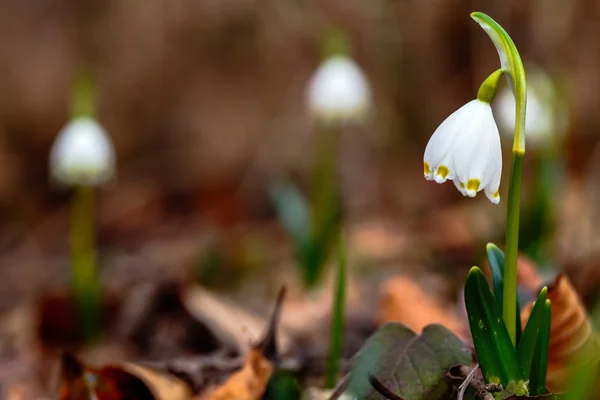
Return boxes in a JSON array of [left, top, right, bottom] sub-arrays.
[[503, 153, 524, 346], [70, 184, 100, 341], [326, 231, 346, 388], [472, 11, 527, 348]]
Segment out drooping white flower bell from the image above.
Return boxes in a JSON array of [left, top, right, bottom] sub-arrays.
[[306, 55, 371, 124], [50, 116, 116, 186], [424, 99, 502, 204]]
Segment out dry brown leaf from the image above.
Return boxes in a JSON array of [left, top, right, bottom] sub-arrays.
[[197, 347, 272, 400], [521, 274, 600, 392], [57, 353, 159, 400], [377, 275, 466, 341], [123, 363, 194, 400], [56, 352, 194, 400], [57, 287, 285, 400], [182, 285, 292, 355], [136, 287, 284, 398]]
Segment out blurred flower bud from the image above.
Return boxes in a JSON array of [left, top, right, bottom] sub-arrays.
[[494, 66, 568, 148], [306, 55, 371, 124], [50, 117, 116, 186]]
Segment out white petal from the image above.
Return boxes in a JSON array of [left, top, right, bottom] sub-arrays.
[[50, 117, 116, 186], [424, 100, 479, 182], [484, 165, 501, 204], [453, 101, 499, 196], [453, 178, 468, 197], [306, 55, 371, 123]]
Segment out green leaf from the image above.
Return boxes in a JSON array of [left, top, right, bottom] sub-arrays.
[[487, 243, 505, 310], [517, 287, 548, 381], [269, 179, 339, 287], [269, 181, 310, 249], [263, 369, 301, 400], [326, 232, 347, 388], [346, 323, 471, 400], [528, 300, 551, 395], [464, 267, 522, 385], [486, 243, 522, 345]]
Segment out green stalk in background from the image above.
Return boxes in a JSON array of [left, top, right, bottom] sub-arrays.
[[71, 71, 102, 341], [326, 231, 347, 388], [305, 122, 341, 287], [50, 69, 116, 342], [70, 184, 101, 340], [471, 12, 527, 346]]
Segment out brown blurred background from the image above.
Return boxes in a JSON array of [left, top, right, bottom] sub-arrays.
[[1, 0, 600, 309]]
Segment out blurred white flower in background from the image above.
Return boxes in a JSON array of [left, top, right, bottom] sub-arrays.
[[306, 55, 372, 124], [495, 66, 568, 147], [424, 99, 502, 204], [50, 116, 116, 186]]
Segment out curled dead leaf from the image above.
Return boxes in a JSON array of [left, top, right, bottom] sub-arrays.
[[521, 274, 600, 392], [123, 363, 194, 400], [57, 352, 178, 400], [182, 285, 292, 356]]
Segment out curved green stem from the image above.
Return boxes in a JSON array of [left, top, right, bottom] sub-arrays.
[[471, 12, 527, 154], [471, 12, 527, 347]]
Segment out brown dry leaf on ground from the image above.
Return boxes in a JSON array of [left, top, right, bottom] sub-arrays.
[[182, 285, 292, 355], [124, 363, 194, 400], [197, 347, 272, 400], [521, 274, 600, 392], [56, 287, 285, 400], [377, 275, 467, 341], [57, 352, 173, 400]]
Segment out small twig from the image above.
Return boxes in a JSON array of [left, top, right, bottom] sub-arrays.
[[368, 374, 405, 400], [257, 285, 287, 361], [458, 363, 479, 400], [327, 373, 350, 400]]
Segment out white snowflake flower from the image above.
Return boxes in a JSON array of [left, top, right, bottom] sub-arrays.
[[50, 116, 116, 186], [424, 99, 502, 204], [306, 55, 371, 124]]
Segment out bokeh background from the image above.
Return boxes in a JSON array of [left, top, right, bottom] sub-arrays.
[[2, 0, 600, 397]]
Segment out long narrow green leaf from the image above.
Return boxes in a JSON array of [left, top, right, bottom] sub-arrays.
[[269, 181, 310, 249], [487, 243, 505, 310], [270, 181, 334, 287], [486, 243, 522, 345], [529, 300, 551, 395], [517, 287, 548, 380], [465, 267, 523, 385]]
